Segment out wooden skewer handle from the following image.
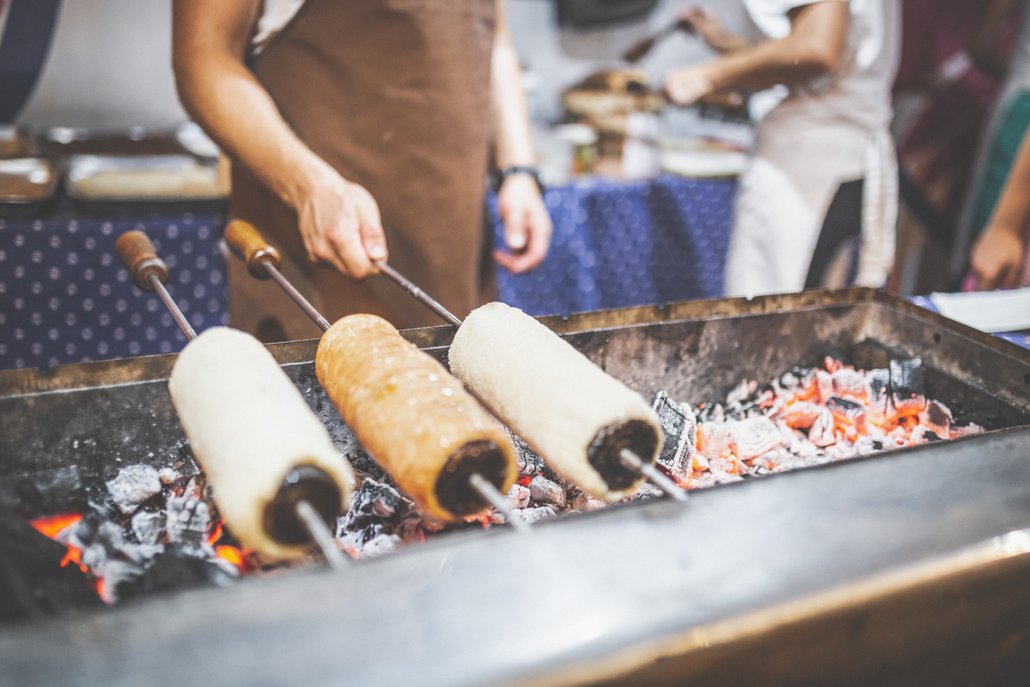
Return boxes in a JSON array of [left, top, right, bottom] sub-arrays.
[[115, 230, 169, 291], [224, 219, 282, 279]]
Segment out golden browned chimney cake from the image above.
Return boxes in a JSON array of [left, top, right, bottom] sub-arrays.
[[316, 314, 516, 521]]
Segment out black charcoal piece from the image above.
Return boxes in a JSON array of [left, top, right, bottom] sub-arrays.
[[890, 357, 926, 408], [866, 368, 890, 410], [826, 396, 866, 421], [0, 512, 103, 622], [115, 547, 237, 601], [509, 433, 545, 476]]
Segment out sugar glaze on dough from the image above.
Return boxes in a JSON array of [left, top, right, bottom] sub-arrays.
[[168, 327, 354, 560], [316, 314, 516, 521], [449, 302, 662, 502]]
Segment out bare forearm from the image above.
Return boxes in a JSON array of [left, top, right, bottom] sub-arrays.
[[704, 2, 847, 91], [490, 12, 534, 168], [174, 55, 330, 209], [988, 131, 1030, 240]]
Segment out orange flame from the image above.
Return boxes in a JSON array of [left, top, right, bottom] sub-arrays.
[[30, 513, 82, 540]]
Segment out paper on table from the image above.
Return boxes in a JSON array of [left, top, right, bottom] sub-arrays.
[[929, 287, 1030, 333]]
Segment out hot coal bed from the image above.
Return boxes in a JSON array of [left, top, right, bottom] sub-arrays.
[[2, 289, 1030, 687]]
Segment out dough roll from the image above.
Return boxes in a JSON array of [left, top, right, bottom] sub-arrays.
[[449, 302, 662, 502], [168, 327, 354, 560], [316, 314, 517, 522]]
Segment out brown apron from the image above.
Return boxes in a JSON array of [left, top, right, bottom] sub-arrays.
[[230, 0, 496, 341]]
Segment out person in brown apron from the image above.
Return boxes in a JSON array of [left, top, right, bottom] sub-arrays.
[[172, 0, 551, 341]]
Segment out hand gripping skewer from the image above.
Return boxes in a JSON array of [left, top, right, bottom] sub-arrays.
[[115, 230, 351, 569], [225, 221, 688, 504], [223, 220, 530, 533]]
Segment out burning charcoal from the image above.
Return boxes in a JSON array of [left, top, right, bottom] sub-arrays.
[[814, 370, 834, 403], [890, 357, 926, 413], [778, 401, 822, 430], [165, 496, 211, 550], [528, 476, 566, 508], [344, 478, 411, 526], [339, 530, 400, 559], [157, 467, 180, 485], [808, 409, 836, 448], [922, 400, 953, 435], [106, 465, 162, 515], [630, 482, 664, 501], [131, 510, 165, 547], [570, 491, 607, 512], [698, 422, 735, 460], [651, 392, 698, 478], [831, 367, 866, 399], [512, 506, 557, 524], [826, 396, 866, 428], [507, 484, 531, 510], [508, 433, 545, 476], [725, 379, 757, 407], [116, 547, 238, 601], [865, 368, 890, 414], [397, 517, 426, 545], [730, 416, 783, 462], [697, 402, 725, 423]]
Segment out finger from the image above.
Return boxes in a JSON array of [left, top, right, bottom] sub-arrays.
[[353, 188, 388, 264], [326, 219, 375, 279], [496, 211, 551, 273], [502, 203, 530, 253]]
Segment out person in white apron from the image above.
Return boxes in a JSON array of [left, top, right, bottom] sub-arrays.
[[666, 0, 901, 297]]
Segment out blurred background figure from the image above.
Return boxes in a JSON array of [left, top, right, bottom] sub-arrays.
[[963, 1, 1030, 290], [890, 0, 1021, 294], [665, 0, 901, 297]]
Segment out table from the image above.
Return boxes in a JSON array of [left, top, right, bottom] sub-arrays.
[[0, 203, 228, 371], [0, 175, 737, 370], [491, 174, 737, 317]]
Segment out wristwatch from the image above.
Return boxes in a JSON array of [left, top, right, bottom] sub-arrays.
[[494, 165, 544, 193]]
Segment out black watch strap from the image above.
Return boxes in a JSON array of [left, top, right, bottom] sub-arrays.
[[495, 165, 544, 193]]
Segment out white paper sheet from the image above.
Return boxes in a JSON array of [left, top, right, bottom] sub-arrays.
[[929, 287, 1030, 333]]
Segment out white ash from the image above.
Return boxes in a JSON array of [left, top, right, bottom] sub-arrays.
[[514, 506, 558, 524], [507, 484, 531, 510], [165, 495, 211, 551], [131, 510, 165, 547], [106, 465, 162, 514], [528, 475, 566, 508], [570, 491, 607, 512]]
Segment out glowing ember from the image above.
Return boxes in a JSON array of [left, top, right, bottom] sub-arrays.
[[30, 513, 82, 540]]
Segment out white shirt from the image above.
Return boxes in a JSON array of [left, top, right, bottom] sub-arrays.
[[252, 0, 306, 54], [744, 0, 900, 131]]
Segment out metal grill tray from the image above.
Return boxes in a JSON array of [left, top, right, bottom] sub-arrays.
[[2, 289, 1029, 685]]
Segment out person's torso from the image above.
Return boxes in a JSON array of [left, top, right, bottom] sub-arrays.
[[745, 0, 901, 131]]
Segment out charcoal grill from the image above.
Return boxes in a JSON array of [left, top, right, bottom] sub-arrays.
[[1, 288, 1030, 686]]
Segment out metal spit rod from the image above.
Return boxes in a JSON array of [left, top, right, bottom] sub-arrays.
[[115, 230, 350, 570], [224, 221, 688, 503], [223, 220, 531, 533]]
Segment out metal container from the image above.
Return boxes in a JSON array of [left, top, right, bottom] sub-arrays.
[[0, 158, 59, 216], [65, 154, 225, 204], [1, 289, 1029, 685]]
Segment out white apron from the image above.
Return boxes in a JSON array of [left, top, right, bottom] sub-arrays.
[[725, 0, 901, 297]]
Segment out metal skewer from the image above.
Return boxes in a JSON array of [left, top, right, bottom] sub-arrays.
[[226, 220, 689, 504], [223, 220, 531, 532], [374, 261, 463, 328], [619, 449, 688, 503], [115, 230, 350, 570]]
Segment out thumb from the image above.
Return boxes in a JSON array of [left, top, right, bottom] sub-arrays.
[[504, 208, 529, 253]]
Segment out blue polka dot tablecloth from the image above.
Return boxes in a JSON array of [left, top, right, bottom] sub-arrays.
[[908, 295, 1030, 349], [0, 204, 229, 371], [0, 174, 736, 371], [490, 174, 736, 317]]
